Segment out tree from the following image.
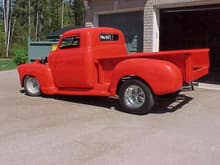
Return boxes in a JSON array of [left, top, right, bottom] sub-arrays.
[[0, 5, 5, 55], [2, 0, 13, 57], [72, 0, 85, 26], [11, 0, 29, 46], [0, 0, 86, 57]]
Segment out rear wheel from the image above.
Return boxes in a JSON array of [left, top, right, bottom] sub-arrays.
[[119, 79, 155, 115], [24, 76, 41, 96]]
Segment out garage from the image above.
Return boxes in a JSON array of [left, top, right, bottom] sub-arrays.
[[99, 11, 143, 52], [160, 5, 220, 83]]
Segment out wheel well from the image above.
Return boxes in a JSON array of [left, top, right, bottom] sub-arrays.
[[116, 76, 154, 95]]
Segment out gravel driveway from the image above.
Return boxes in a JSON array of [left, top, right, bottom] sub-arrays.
[[0, 70, 220, 165]]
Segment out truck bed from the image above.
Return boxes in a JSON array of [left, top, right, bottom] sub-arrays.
[[97, 48, 209, 83]]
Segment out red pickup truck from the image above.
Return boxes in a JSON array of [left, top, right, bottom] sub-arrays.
[[17, 27, 209, 114]]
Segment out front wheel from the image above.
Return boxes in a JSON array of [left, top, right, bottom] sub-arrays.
[[24, 76, 41, 96], [119, 79, 155, 115]]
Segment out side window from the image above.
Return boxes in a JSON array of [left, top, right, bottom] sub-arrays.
[[99, 34, 119, 41], [60, 36, 80, 49]]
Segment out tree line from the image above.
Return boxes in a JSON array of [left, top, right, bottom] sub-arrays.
[[0, 0, 85, 57]]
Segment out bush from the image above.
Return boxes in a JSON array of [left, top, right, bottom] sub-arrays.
[[0, 48, 6, 57], [12, 49, 28, 65]]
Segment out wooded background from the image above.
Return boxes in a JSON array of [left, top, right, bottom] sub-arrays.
[[0, 0, 85, 58]]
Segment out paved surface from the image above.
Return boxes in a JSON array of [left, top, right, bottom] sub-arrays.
[[0, 70, 220, 165]]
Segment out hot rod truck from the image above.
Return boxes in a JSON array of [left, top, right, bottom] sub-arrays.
[[17, 27, 209, 114]]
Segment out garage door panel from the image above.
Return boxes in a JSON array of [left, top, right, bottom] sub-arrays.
[[99, 11, 143, 52]]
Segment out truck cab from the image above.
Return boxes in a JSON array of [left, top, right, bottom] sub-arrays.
[[48, 27, 127, 89]]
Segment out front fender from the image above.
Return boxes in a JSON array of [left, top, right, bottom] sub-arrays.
[[110, 58, 183, 95], [17, 61, 57, 94]]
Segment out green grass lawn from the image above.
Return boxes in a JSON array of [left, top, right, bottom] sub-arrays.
[[0, 58, 17, 71]]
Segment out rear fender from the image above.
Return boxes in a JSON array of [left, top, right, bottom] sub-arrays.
[[17, 62, 57, 94], [110, 58, 183, 96]]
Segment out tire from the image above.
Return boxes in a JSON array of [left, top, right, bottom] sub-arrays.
[[119, 79, 155, 115], [24, 76, 41, 96]]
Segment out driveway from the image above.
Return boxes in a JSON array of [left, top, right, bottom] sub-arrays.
[[0, 70, 220, 165]]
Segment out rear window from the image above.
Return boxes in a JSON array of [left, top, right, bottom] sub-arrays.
[[60, 36, 80, 49], [99, 34, 119, 41]]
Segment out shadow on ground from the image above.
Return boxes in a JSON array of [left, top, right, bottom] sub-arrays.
[[50, 93, 193, 115], [20, 89, 193, 115], [152, 94, 193, 114], [53, 95, 119, 110]]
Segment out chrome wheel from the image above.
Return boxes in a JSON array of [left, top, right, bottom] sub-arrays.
[[124, 85, 146, 109], [24, 77, 41, 96], [119, 79, 155, 115]]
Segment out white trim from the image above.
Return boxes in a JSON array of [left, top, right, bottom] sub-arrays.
[[95, 7, 144, 15], [152, 1, 220, 9], [94, 14, 99, 27], [152, 8, 160, 52]]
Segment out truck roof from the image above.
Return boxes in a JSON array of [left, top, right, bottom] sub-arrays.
[[62, 27, 123, 37]]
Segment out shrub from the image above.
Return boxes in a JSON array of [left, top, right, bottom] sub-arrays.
[[12, 49, 28, 65], [0, 48, 6, 57]]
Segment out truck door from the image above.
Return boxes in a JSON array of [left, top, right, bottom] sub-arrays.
[[50, 35, 94, 88]]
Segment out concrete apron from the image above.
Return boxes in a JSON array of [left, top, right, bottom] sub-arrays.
[[195, 82, 220, 91]]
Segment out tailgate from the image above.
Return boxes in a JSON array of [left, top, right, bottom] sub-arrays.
[[186, 49, 209, 82]]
